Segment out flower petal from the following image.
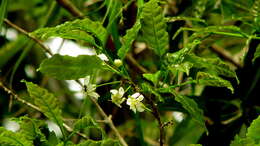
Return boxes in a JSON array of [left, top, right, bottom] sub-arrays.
[[137, 95, 144, 101], [110, 89, 118, 95], [131, 93, 140, 99], [89, 92, 100, 99], [119, 87, 124, 95]]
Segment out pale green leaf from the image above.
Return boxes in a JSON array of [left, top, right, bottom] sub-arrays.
[[247, 116, 260, 144], [38, 54, 104, 80], [141, 0, 169, 56], [118, 20, 141, 59], [32, 18, 108, 47], [196, 72, 234, 93], [0, 127, 33, 146]]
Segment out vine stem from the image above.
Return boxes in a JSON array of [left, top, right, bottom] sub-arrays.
[[4, 19, 128, 146]]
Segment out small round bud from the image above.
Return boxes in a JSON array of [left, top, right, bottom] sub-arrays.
[[114, 59, 122, 67]]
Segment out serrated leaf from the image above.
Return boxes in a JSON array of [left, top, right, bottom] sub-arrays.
[[141, 0, 169, 56], [118, 20, 141, 59], [38, 54, 104, 80], [196, 72, 234, 93], [22, 80, 65, 137], [186, 54, 238, 82], [76, 139, 121, 146], [0, 127, 33, 146], [32, 18, 107, 47], [247, 116, 260, 144], [230, 135, 256, 146], [12, 116, 46, 142], [172, 92, 207, 133], [73, 116, 99, 132]]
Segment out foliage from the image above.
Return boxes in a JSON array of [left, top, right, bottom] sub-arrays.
[[0, 0, 260, 146]]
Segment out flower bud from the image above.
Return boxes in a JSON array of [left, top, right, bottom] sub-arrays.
[[114, 59, 122, 67]]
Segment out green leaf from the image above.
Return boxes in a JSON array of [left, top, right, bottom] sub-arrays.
[[186, 54, 238, 82], [117, 20, 141, 59], [73, 115, 100, 132], [165, 40, 201, 65], [230, 135, 255, 146], [143, 71, 161, 85], [38, 54, 104, 80], [196, 72, 234, 93], [32, 18, 108, 47], [0, 0, 8, 31], [192, 0, 208, 18], [141, 82, 163, 102], [12, 116, 46, 142], [172, 92, 207, 133], [0, 127, 33, 146], [141, 0, 169, 56], [22, 80, 65, 138], [76, 139, 121, 146], [247, 116, 260, 144], [253, 44, 260, 63]]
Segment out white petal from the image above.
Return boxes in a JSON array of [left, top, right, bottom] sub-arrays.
[[84, 76, 91, 85], [118, 87, 124, 96], [131, 93, 140, 99], [126, 98, 132, 105], [89, 92, 100, 99], [136, 104, 145, 112], [110, 89, 118, 95], [137, 95, 144, 101], [97, 54, 109, 61]]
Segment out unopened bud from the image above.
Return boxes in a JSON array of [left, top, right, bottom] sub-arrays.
[[114, 59, 122, 67]]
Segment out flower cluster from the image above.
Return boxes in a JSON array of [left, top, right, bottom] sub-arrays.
[[110, 87, 146, 113]]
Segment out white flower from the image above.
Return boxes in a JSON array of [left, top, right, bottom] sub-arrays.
[[97, 54, 109, 61], [114, 59, 122, 67], [110, 87, 126, 107], [126, 93, 145, 113], [84, 76, 100, 99]]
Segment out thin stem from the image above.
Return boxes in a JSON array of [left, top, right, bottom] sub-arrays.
[[96, 81, 121, 87], [3, 19, 53, 55]]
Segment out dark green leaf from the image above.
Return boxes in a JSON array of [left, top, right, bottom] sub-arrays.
[[196, 72, 234, 93]]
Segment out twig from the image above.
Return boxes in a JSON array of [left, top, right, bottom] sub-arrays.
[[56, 0, 84, 18], [126, 54, 148, 73], [0, 81, 88, 139], [3, 19, 53, 56], [4, 19, 127, 146], [210, 44, 242, 68]]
